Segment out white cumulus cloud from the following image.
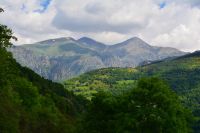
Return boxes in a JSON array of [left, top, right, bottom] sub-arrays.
[[0, 0, 200, 51]]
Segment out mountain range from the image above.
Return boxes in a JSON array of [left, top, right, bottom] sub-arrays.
[[10, 37, 186, 81]]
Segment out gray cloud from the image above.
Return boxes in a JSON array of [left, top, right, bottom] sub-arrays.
[[52, 9, 143, 33], [162, 0, 200, 7], [85, 2, 104, 15]]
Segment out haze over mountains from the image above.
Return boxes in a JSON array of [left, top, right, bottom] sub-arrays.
[[10, 37, 185, 81]]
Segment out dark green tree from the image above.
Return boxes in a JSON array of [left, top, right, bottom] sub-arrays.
[[120, 77, 193, 133], [80, 77, 193, 133], [0, 8, 17, 49]]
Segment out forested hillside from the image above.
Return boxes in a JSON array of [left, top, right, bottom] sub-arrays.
[[1, 48, 193, 132], [64, 51, 200, 132], [78, 77, 193, 133], [0, 21, 86, 132]]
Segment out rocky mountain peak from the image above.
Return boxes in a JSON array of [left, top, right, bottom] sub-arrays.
[[35, 37, 76, 45], [78, 37, 106, 50], [10, 36, 186, 81]]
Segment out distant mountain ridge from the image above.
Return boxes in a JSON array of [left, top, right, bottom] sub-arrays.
[[77, 37, 107, 51], [10, 37, 186, 81]]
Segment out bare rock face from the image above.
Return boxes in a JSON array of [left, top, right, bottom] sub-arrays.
[[10, 37, 186, 81]]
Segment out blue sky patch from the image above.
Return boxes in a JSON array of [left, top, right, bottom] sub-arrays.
[[159, 1, 166, 9], [34, 0, 52, 13]]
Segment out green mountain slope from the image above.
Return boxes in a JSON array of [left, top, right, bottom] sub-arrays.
[[77, 37, 107, 51], [64, 50, 200, 96], [64, 51, 200, 131], [10, 37, 185, 81], [10, 38, 104, 80], [0, 48, 87, 133]]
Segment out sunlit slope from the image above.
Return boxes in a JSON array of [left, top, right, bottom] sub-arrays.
[[64, 51, 200, 131], [64, 51, 200, 96]]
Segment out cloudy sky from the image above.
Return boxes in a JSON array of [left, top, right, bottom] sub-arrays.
[[0, 0, 200, 51]]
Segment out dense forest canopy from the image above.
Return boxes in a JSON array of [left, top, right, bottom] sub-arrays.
[[64, 52, 200, 132], [78, 78, 193, 133]]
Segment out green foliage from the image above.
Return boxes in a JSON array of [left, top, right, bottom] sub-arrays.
[[0, 9, 17, 49], [79, 78, 193, 133], [126, 78, 193, 133], [0, 87, 20, 133], [0, 12, 87, 132], [63, 68, 139, 99], [0, 24, 16, 49], [64, 53, 200, 132], [0, 47, 88, 132]]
